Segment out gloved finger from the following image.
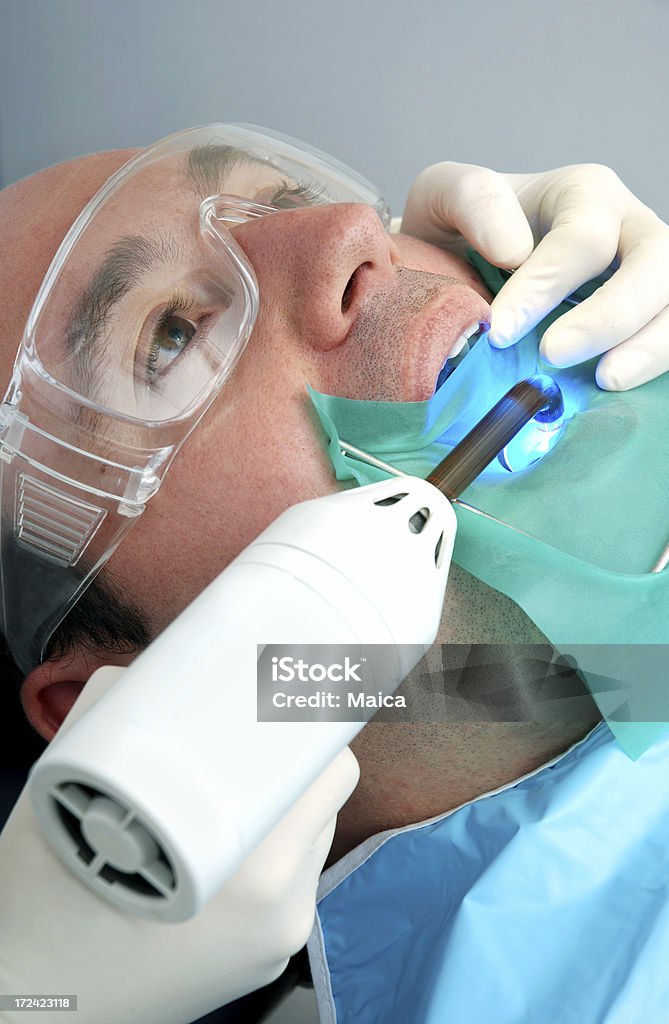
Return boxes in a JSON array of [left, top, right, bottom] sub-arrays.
[[594, 304, 669, 390], [489, 212, 621, 348], [400, 163, 534, 266], [268, 746, 360, 849], [538, 241, 669, 366]]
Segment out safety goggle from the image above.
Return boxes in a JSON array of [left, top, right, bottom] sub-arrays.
[[0, 123, 390, 672]]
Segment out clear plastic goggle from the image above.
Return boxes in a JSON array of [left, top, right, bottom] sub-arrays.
[[0, 123, 390, 672]]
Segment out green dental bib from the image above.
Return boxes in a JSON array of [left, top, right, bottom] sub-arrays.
[[309, 253, 669, 758]]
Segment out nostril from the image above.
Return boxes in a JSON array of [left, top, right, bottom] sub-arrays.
[[340, 262, 371, 313], [341, 273, 356, 313]]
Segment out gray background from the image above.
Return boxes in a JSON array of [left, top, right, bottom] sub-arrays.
[[1, 0, 668, 218], [0, 3, 665, 1022]]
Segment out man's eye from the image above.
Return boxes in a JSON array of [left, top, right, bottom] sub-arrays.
[[146, 311, 197, 382], [268, 181, 328, 209]]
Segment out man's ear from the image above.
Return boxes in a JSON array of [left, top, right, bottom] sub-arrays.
[[21, 651, 120, 742]]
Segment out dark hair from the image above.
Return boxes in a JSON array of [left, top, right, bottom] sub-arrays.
[[42, 572, 152, 663], [2, 571, 152, 677]]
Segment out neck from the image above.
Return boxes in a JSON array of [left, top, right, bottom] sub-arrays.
[[328, 565, 601, 863], [329, 720, 595, 863]]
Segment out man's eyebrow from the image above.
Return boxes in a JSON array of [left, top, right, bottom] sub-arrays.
[[65, 232, 182, 367], [185, 143, 273, 198], [65, 144, 268, 368]]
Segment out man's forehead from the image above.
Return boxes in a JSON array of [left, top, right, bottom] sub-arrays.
[[0, 150, 138, 392], [0, 140, 271, 296], [0, 143, 276, 384], [0, 149, 141, 256]]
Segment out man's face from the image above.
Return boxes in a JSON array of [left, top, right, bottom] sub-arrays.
[[3, 143, 492, 640]]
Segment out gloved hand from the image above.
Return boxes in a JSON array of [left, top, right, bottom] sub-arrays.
[[0, 666, 359, 1024], [401, 162, 669, 390]]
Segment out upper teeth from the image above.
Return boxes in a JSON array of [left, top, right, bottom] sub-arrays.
[[450, 321, 483, 359]]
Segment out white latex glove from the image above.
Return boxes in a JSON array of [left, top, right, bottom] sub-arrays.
[[0, 667, 359, 1024], [401, 162, 669, 390]]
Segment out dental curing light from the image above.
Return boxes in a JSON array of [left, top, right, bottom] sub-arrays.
[[427, 375, 564, 497], [497, 375, 564, 472], [28, 475, 456, 922]]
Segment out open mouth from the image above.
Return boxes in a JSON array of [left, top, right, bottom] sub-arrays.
[[434, 320, 490, 393]]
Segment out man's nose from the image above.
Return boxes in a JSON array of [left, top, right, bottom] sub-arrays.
[[230, 203, 399, 352]]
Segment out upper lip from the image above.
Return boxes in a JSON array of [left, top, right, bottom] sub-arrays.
[[329, 263, 492, 402], [408, 287, 492, 400]]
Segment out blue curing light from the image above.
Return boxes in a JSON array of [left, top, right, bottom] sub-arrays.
[[498, 375, 565, 472]]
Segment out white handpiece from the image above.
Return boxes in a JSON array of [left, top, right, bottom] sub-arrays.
[[29, 475, 456, 921], [0, 668, 360, 1023]]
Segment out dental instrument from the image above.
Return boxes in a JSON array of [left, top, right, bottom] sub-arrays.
[[28, 474, 456, 922], [427, 375, 563, 497], [340, 437, 545, 540]]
